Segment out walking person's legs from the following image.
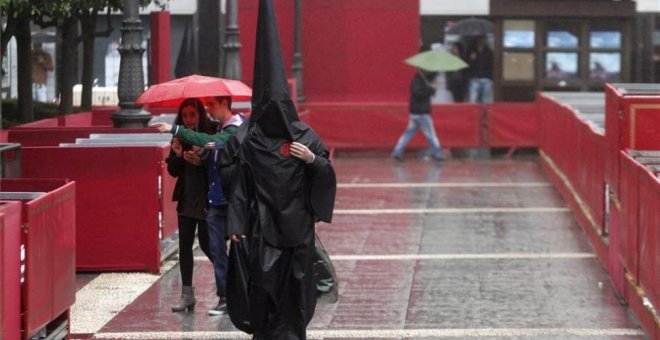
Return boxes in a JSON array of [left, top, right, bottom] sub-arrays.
[[391, 114, 421, 160], [197, 219, 213, 262], [418, 115, 444, 160], [206, 205, 229, 315], [481, 78, 493, 104], [172, 215, 198, 312], [468, 79, 480, 103]]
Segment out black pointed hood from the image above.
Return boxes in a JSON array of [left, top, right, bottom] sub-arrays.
[[248, 0, 299, 140]]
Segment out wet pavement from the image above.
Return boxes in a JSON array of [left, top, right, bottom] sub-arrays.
[[70, 155, 646, 339]]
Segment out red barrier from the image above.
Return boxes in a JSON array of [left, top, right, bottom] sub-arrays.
[[618, 153, 641, 280], [487, 102, 539, 147], [637, 165, 659, 312], [537, 93, 609, 264], [0, 201, 22, 340], [0, 179, 75, 339], [541, 87, 660, 339], [20, 146, 175, 273], [605, 84, 660, 198], [304, 102, 482, 150], [7, 127, 157, 147]]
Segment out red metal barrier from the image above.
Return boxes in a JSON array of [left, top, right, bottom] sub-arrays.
[[20, 146, 175, 273], [0, 201, 22, 340], [537, 93, 609, 264], [541, 87, 660, 339], [0, 179, 75, 339], [618, 153, 641, 280], [304, 102, 482, 150], [637, 165, 659, 312], [7, 127, 157, 147], [487, 102, 539, 147]]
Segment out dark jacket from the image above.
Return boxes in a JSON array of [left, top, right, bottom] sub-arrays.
[[467, 45, 493, 79], [409, 72, 436, 114], [167, 149, 209, 220]]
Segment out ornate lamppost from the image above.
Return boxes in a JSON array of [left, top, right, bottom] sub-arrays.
[[222, 0, 242, 80], [112, 0, 151, 128], [291, 0, 305, 103]]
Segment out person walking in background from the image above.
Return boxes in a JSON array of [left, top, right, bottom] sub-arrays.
[[446, 42, 469, 102], [467, 35, 493, 104], [167, 98, 218, 313], [390, 69, 445, 162], [152, 96, 244, 316], [31, 43, 54, 102]]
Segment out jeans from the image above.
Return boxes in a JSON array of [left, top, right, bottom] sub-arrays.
[[391, 113, 443, 159], [206, 205, 228, 298], [468, 78, 493, 104]]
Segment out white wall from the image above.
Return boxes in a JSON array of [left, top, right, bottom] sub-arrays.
[[420, 0, 489, 15], [636, 0, 660, 12], [420, 0, 659, 15]]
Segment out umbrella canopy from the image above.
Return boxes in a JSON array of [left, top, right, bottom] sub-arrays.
[[134, 74, 252, 107], [447, 18, 494, 36], [404, 50, 468, 72]]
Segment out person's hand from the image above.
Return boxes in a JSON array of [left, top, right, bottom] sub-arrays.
[[290, 142, 315, 163], [150, 122, 172, 133], [204, 141, 216, 150], [171, 138, 183, 157], [183, 150, 202, 166], [230, 234, 246, 241]]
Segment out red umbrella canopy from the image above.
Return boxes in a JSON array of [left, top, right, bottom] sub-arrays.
[[135, 74, 252, 107]]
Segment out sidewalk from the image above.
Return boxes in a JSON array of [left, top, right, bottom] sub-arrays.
[[70, 156, 645, 339]]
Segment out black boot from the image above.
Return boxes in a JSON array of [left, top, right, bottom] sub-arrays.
[[171, 286, 196, 312]]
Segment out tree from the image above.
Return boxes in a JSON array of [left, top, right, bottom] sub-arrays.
[[0, 0, 35, 123]]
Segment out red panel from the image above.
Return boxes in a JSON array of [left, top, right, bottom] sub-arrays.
[[0, 201, 22, 340], [149, 11, 171, 85], [487, 102, 539, 147], [637, 167, 659, 311], [21, 147, 166, 272], [604, 85, 622, 196], [22, 181, 76, 338], [304, 103, 482, 150], [618, 153, 640, 280], [239, 0, 418, 102], [7, 127, 156, 146]]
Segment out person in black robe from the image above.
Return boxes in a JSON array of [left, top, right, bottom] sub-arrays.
[[225, 0, 336, 339]]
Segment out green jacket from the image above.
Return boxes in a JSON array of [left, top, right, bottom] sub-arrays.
[[171, 124, 239, 147]]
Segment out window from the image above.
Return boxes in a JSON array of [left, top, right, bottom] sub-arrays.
[[503, 52, 535, 80], [590, 31, 621, 49], [504, 20, 535, 48], [547, 31, 579, 48], [589, 52, 621, 81], [546, 52, 579, 79]]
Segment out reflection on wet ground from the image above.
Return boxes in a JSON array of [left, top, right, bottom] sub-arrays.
[[70, 156, 646, 339]]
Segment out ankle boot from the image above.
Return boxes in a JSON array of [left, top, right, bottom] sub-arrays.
[[171, 286, 196, 312]]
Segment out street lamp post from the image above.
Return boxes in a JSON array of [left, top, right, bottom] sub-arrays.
[[112, 0, 151, 128], [291, 0, 305, 103], [222, 0, 242, 80]]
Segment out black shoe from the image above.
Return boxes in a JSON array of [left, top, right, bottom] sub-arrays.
[[391, 154, 403, 162], [208, 298, 227, 316]]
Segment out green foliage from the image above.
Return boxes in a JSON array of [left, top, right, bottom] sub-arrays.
[[1, 98, 81, 128]]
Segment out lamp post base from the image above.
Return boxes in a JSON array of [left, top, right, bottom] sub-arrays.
[[111, 108, 152, 128]]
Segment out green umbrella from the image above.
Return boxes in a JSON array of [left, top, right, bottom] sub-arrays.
[[404, 50, 469, 72]]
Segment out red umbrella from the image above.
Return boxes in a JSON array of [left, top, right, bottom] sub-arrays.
[[135, 74, 252, 107]]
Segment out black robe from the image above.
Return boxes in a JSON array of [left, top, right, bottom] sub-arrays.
[[226, 122, 335, 340], [224, 0, 336, 338]]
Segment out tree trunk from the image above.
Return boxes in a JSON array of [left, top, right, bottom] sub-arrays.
[[59, 17, 77, 115], [80, 11, 98, 112], [14, 17, 33, 123]]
